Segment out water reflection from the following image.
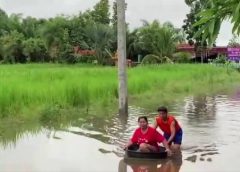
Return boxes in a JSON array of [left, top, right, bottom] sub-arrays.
[[1, 92, 240, 171], [183, 96, 217, 124], [0, 121, 41, 149], [119, 154, 182, 172]]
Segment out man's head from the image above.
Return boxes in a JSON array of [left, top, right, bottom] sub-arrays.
[[157, 106, 168, 121], [138, 116, 148, 129]]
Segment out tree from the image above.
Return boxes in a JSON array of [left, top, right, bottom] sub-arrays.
[[39, 17, 70, 62], [183, 0, 209, 62], [7, 14, 23, 33], [228, 34, 240, 47], [193, 0, 240, 44], [0, 10, 24, 36], [21, 17, 40, 38], [137, 20, 183, 60], [68, 15, 89, 48], [126, 29, 143, 61], [0, 8, 9, 36], [111, 1, 118, 27], [0, 30, 25, 63], [91, 0, 110, 25], [58, 29, 76, 63], [0, 8, 7, 17], [22, 38, 48, 62], [182, 0, 207, 45], [68, 12, 97, 49], [125, 21, 185, 62], [84, 22, 114, 64]]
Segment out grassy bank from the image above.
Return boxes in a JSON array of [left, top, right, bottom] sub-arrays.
[[1, 63, 240, 146], [128, 64, 240, 109], [0, 63, 240, 120]]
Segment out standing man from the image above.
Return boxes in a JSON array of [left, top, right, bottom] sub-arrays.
[[153, 106, 183, 152]]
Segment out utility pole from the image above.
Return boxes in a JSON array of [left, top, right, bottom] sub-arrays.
[[117, 0, 128, 115]]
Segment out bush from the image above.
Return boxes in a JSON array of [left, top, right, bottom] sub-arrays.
[[141, 54, 160, 64], [173, 52, 192, 63], [212, 54, 228, 64], [23, 38, 48, 62], [161, 56, 174, 64]]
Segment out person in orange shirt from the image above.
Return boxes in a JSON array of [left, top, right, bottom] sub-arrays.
[[153, 106, 183, 152]]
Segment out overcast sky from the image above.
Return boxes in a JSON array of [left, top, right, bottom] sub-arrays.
[[0, 0, 233, 45]]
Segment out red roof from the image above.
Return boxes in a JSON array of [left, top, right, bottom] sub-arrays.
[[176, 44, 228, 54], [74, 46, 96, 55]]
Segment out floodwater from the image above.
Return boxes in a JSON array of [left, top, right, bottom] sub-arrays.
[[1, 92, 240, 172]]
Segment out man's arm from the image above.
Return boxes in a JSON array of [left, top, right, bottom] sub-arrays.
[[152, 118, 158, 129], [162, 139, 173, 156], [167, 121, 176, 144]]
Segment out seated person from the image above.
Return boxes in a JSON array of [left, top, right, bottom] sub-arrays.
[[124, 116, 172, 156]]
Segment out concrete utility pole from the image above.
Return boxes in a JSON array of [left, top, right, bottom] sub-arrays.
[[117, 0, 128, 116]]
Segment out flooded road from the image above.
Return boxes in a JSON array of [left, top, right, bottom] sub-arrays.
[[1, 92, 240, 172]]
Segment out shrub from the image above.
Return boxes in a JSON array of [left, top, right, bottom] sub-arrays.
[[173, 52, 192, 63], [141, 54, 160, 64], [212, 54, 228, 64]]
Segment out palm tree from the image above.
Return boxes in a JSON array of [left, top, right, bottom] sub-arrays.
[[84, 22, 114, 64], [137, 20, 184, 60], [38, 17, 69, 61]]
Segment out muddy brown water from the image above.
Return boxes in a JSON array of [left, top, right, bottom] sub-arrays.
[[0, 93, 240, 172]]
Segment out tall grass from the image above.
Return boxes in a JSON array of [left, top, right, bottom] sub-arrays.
[[1, 63, 240, 147], [0, 63, 240, 118], [128, 64, 239, 95], [128, 64, 240, 110]]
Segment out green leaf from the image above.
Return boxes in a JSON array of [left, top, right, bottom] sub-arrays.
[[232, 22, 239, 33], [193, 16, 213, 27], [196, 9, 215, 18], [193, 25, 205, 39], [237, 27, 240, 35], [212, 18, 221, 42], [213, 18, 221, 36], [208, 20, 215, 35], [232, 2, 240, 23], [201, 30, 209, 45]]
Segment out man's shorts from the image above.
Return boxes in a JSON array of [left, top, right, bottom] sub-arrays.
[[163, 128, 183, 145]]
